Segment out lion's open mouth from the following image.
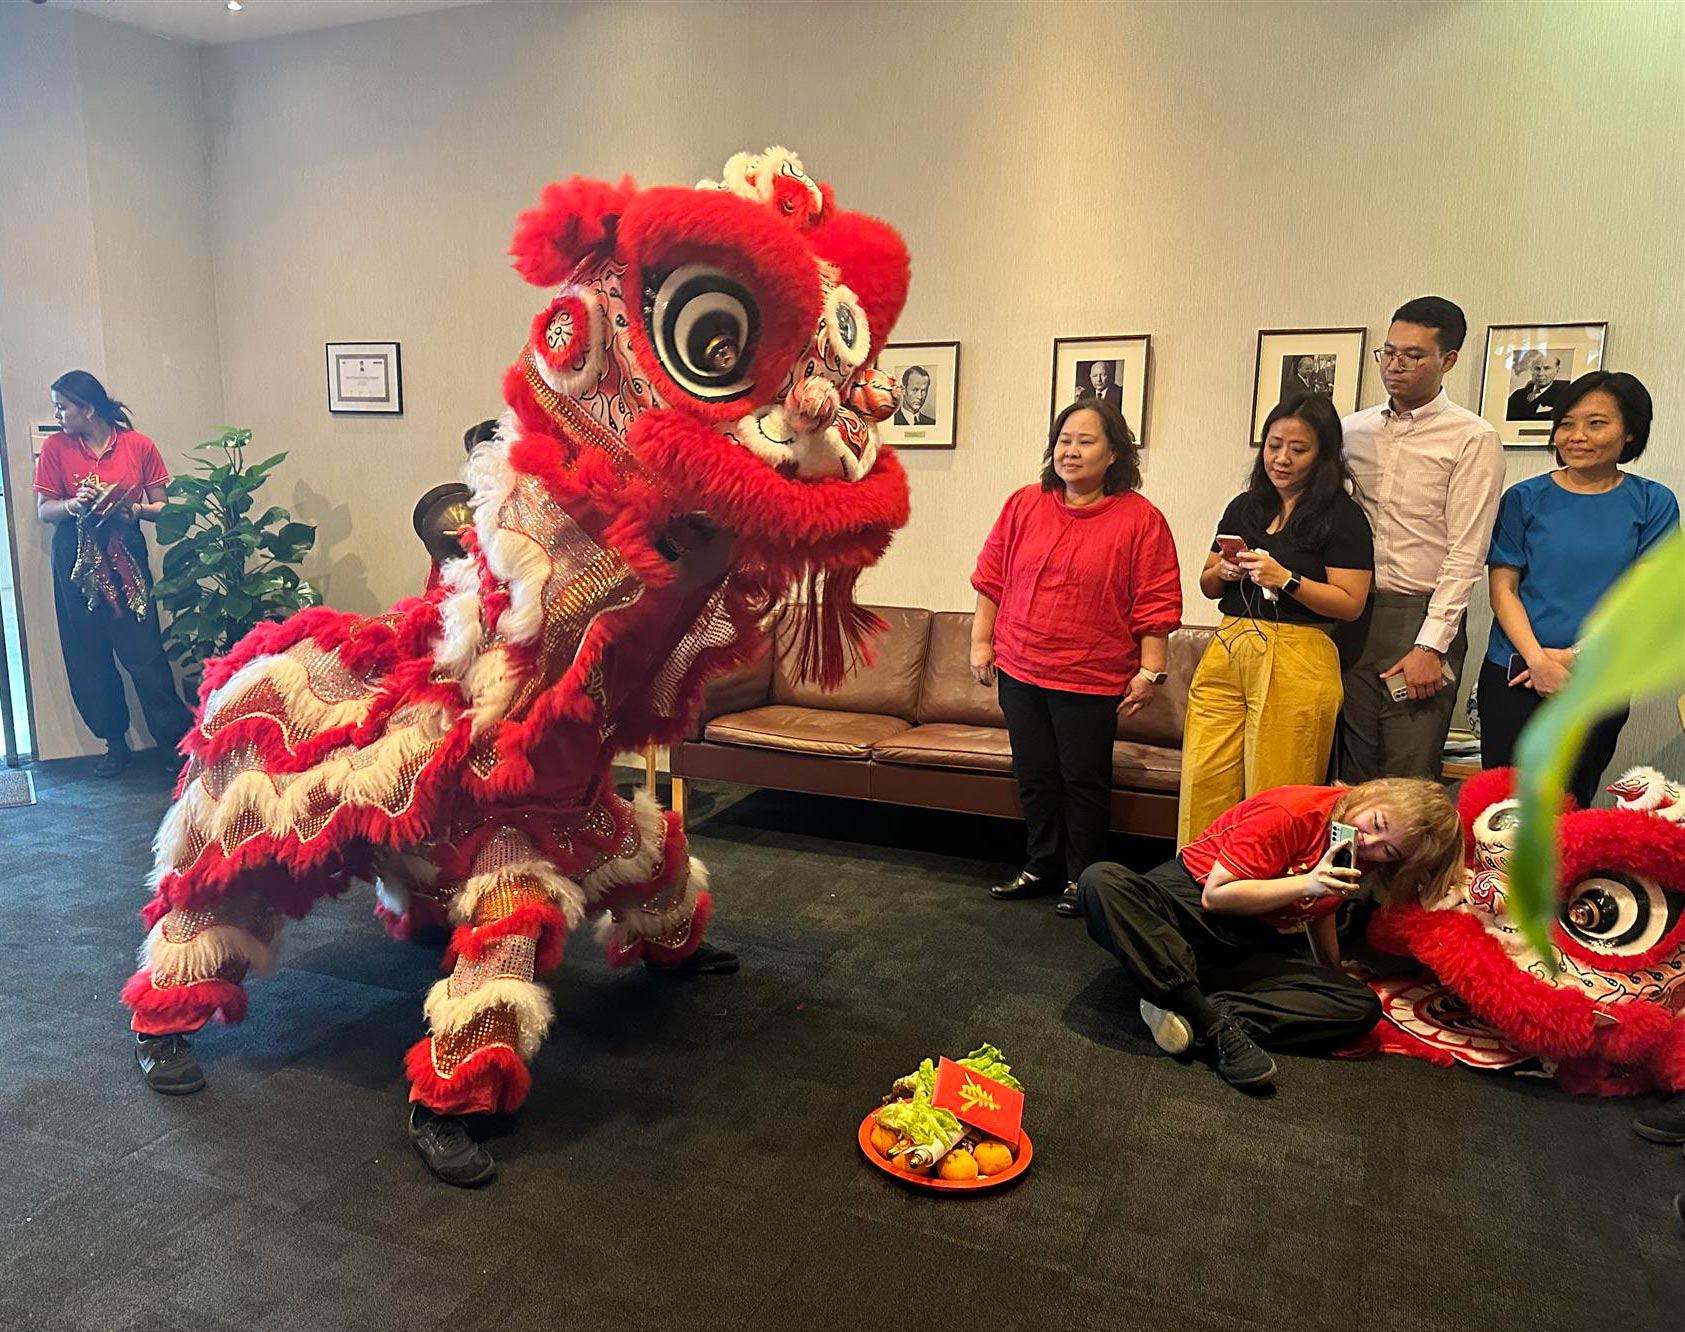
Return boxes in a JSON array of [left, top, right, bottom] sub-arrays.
[[731, 403, 878, 482]]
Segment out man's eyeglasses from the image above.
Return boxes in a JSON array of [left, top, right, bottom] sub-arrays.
[[1373, 347, 1436, 368]]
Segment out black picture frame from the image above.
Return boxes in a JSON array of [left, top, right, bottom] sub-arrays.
[[1049, 334, 1152, 446], [326, 341, 404, 415], [878, 340, 960, 449], [1249, 326, 1366, 445]]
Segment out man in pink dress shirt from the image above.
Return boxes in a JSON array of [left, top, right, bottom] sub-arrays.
[[1338, 297, 1504, 781]]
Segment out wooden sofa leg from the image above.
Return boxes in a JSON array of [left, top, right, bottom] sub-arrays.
[[642, 744, 658, 797], [672, 774, 687, 824]]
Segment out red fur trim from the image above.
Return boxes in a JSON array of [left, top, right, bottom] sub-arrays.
[[1457, 767, 1517, 856], [808, 209, 912, 360], [1383, 906, 1598, 1061], [123, 971, 247, 1032], [405, 1039, 531, 1116], [617, 187, 823, 426], [628, 411, 909, 552], [445, 902, 569, 974], [509, 176, 636, 288]]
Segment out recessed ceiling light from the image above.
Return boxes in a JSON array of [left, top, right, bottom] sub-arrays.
[[227, 1, 243, 11]]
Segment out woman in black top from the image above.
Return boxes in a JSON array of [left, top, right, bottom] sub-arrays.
[[1178, 394, 1374, 845]]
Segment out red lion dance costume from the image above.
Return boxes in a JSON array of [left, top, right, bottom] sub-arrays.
[[123, 147, 912, 1119], [1370, 766, 1685, 1095]]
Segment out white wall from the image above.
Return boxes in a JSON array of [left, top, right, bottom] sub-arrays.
[[6, 0, 1682, 772], [196, 0, 1685, 773], [0, 5, 225, 759]]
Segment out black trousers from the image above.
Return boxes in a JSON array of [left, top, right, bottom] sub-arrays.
[[1078, 858, 1381, 1051], [50, 522, 192, 749], [1476, 657, 1628, 809], [997, 668, 1121, 884]]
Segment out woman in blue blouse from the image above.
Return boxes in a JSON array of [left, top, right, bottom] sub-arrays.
[[1480, 371, 1680, 806]]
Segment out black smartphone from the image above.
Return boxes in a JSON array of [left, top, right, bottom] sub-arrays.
[[1507, 652, 1528, 682]]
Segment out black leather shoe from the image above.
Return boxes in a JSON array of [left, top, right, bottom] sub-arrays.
[[645, 943, 740, 975], [135, 1032, 205, 1095], [95, 740, 130, 778], [408, 1104, 497, 1187], [990, 870, 1055, 901], [1054, 883, 1082, 916], [1634, 1094, 1685, 1144]]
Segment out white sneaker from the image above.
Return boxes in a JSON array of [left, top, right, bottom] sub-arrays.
[[1139, 999, 1192, 1055]]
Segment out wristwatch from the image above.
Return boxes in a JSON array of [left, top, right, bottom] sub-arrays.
[[1138, 668, 1168, 686], [1281, 572, 1302, 597]]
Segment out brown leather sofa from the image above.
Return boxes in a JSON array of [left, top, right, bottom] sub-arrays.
[[669, 607, 1216, 839]]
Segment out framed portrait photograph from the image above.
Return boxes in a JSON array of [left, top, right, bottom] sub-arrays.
[[1478, 322, 1607, 447], [326, 341, 403, 415], [1049, 334, 1151, 445], [1249, 326, 1366, 444], [878, 341, 959, 449]]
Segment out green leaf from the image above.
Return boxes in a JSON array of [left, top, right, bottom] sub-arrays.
[[155, 509, 196, 544], [1511, 529, 1685, 962]]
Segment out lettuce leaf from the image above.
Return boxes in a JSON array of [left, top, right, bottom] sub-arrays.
[[876, 1098, 962, 1148], [958, 1044, 1024, 1091]]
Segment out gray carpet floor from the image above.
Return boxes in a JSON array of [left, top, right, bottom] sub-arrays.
[[1, 755, 1679, 1332]]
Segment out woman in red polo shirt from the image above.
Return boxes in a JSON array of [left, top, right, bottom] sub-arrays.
[[971, 398, 1182, 916], [34, 371, 192, 774], [1077, 777, 1462, 1089]]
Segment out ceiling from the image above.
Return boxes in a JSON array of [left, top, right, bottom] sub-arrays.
[[47, 0, 493, 46]]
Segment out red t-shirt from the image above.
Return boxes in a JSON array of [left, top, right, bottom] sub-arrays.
[[1180, 785, 1345, 930], [971, 485, 1182, 695], [33, 429, 170, 505]]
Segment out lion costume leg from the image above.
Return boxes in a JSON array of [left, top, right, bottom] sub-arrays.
[[122, 892, 281, 1036], [582, 788, 713, 969], [404, 827, 582, 1116]]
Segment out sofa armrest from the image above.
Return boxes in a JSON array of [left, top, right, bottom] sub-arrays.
[[689, 647, 774, 739]]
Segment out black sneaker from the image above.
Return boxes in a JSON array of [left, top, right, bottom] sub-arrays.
[[645, 943, 740, 975], [135, 1032, 205, 1095], [1633, 1094, 1685, 1144], [1054, 882, 1082, 916], [408, 1104, 497, 1187], [990, 870, 1054, 901], [95, 740, 130, 778], [1205, 1016, 1277, 1089]]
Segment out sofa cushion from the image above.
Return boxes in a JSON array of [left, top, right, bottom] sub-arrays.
[[704, 706, 911, 758], [1115, 625, 1216, 748], [870, 723, 1014, 773], [917, 612, 1006, 727], [771, 605, 932, 720], [692, 644, 773, 737], [1112, 739, 1183, 792]]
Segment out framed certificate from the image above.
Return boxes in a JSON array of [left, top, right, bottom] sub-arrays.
[[326, 341, 403, 415]]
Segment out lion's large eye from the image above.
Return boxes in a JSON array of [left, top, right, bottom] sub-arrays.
[[644, 265, 758, 400], [1559, 872, 1679, 955]]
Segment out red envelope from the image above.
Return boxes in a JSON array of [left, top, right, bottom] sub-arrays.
[[931, 1056, 1024, 1147]]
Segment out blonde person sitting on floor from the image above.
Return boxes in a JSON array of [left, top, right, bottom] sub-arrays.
[[1178, 393, 1373, 847]]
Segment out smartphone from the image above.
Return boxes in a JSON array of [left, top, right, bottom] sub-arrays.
[[1328, 821, 1359, 870], [1387, 660, 1458, 702], [1214, 533, 1247, 561], [1507, 652, 1528, 682]]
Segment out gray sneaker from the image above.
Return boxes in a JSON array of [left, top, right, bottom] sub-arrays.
[[134, 1032, 206, 1095], [408, 1104, 497, 1187]]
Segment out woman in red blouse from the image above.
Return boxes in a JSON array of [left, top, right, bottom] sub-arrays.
[[971, 398, 1182, 915], [1077, 778, 1463, 1089], [34, 371, 192, 774]]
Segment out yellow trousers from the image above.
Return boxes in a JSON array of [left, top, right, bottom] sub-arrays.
[[1177, 617, 1343, 847]]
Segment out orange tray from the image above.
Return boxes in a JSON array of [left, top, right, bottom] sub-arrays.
[[857, 1108, 1033, 1193]]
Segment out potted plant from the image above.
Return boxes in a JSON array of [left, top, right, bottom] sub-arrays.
[[153, 427, 317, 682]]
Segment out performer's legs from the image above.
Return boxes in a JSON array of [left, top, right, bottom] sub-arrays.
[[405, 826, 581, 1120], [584, 788, 728, 972], [122, 892, 281, 1094], [1204, 953, 1382, 1052], [1078, 859, 1278, 1088]]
